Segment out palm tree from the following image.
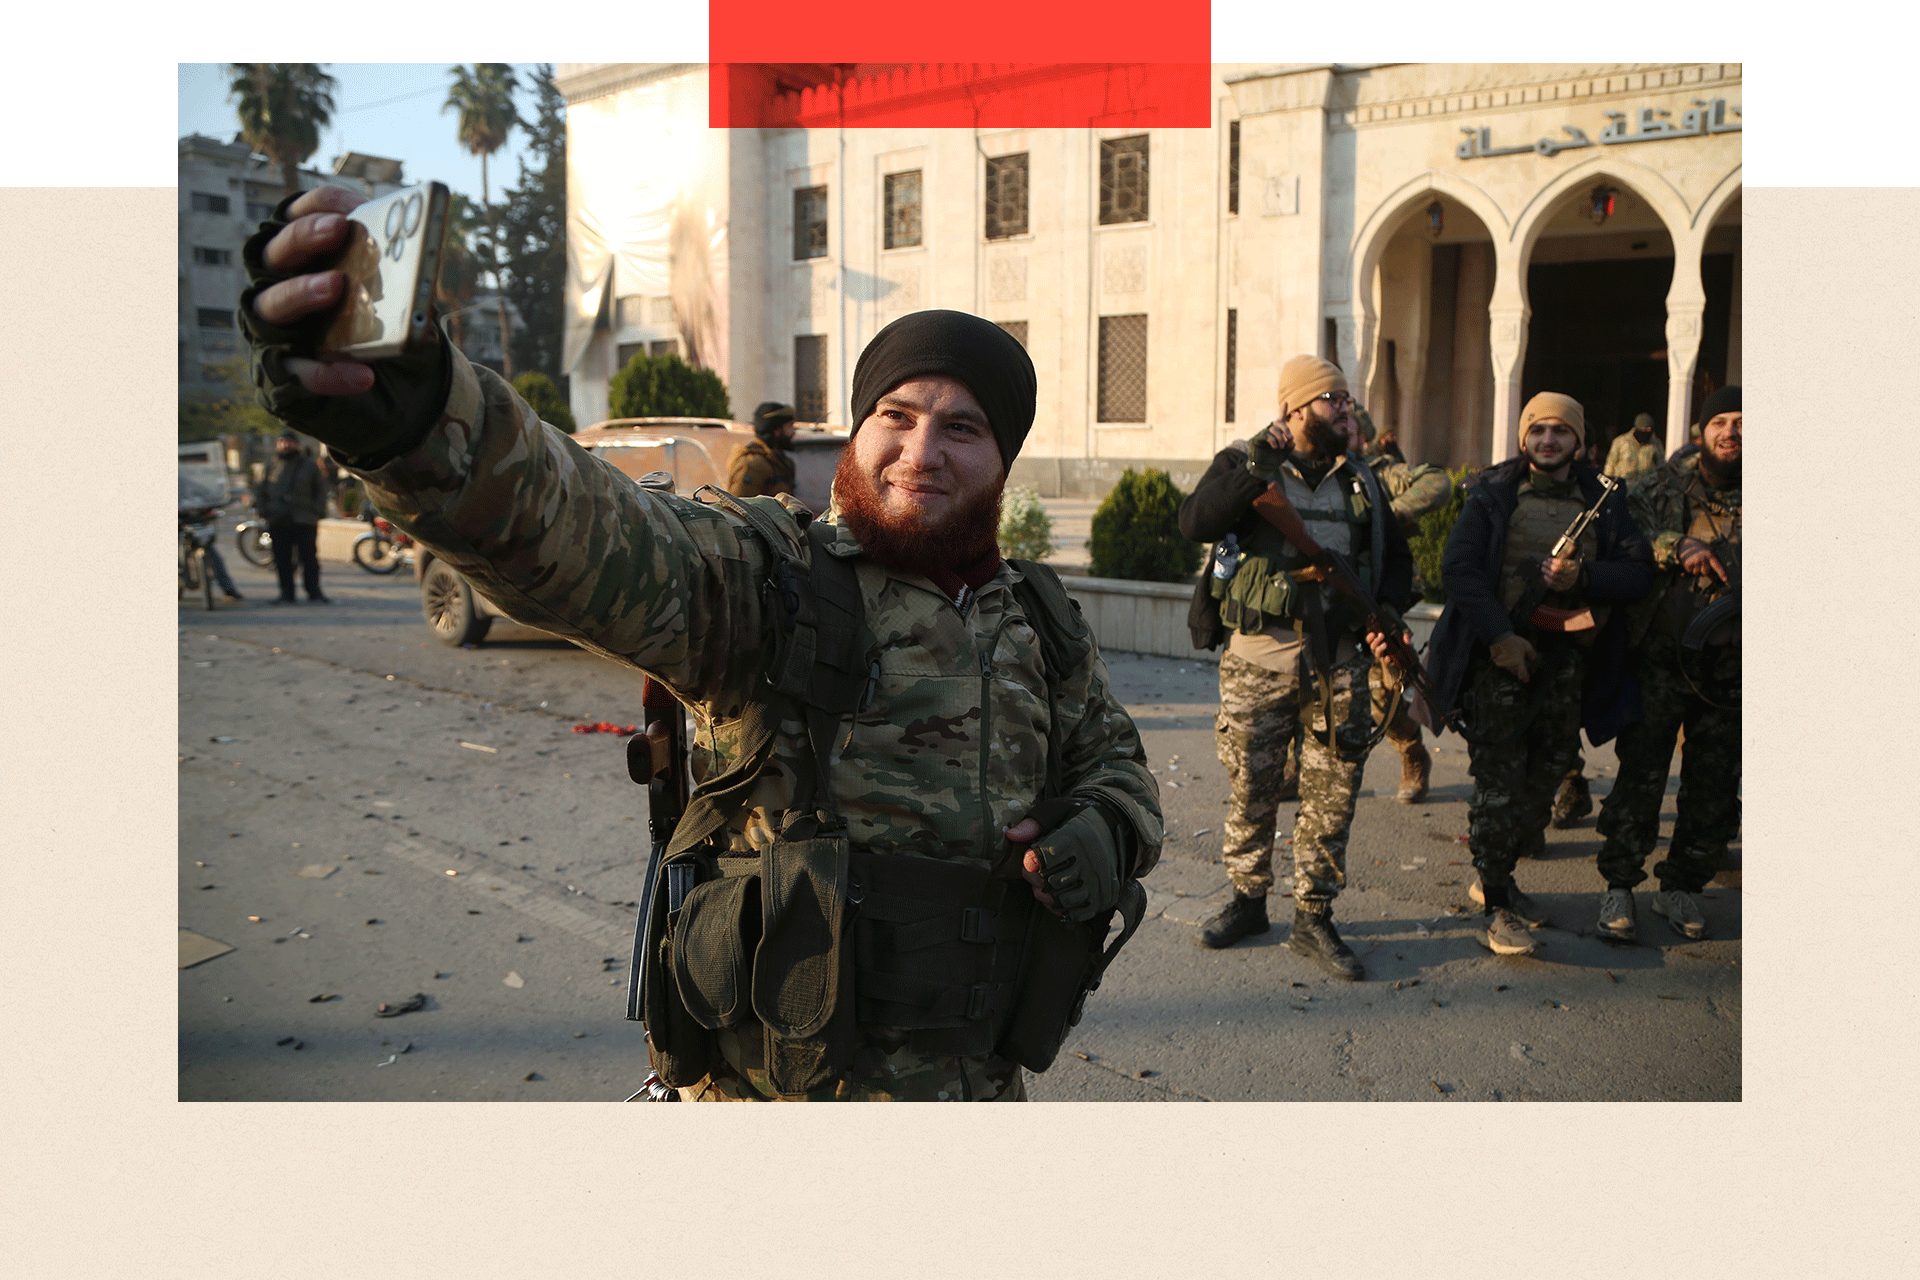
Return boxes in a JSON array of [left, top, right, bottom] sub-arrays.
[[434, 191, 486, 352], [227, 63, 338, 198], [445, 64, 521, 377]]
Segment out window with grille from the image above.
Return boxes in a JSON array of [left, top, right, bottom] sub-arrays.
[[616, 296, 646, 329], [191, 246, 232, 266], [998, 320, 1029, 350], [1224, 310, 1238, 423], [616, 342, 646, 371], [793, 186, 829, 260], [190, 192, 231, 214], [1099, 136, 1149, 225], [984, 153, 1029, 240], [1228, 121, 1240, 215], [1097, 314, 1148, 422], [245, 201, 275, 222], [795, 335, 828, 420], [649, 339, 680, 359], [196, 307, 234, 329], [884, 171, 922, 249]]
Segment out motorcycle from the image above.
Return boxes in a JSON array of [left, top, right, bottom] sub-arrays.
[[235, 517, 272, 567], [352, 511, 414, 575], [179, 507, 223, 612]]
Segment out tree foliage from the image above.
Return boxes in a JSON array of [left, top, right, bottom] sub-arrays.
[[608, 351, 731, 421], [512, 371, 576, 434], [1406, 465, 1473, 603], [180, 358, 280, 442], [227, 63, 337, 195], [998, 486, 1056, 562], [444, 64, 520, 376], [1087, 468, 1201, 582], [499, 65, 568, 386]]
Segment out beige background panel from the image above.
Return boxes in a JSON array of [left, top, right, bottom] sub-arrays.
[[2, 171, 1910, 1274]]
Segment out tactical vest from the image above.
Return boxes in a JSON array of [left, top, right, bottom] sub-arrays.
[[1499, 481, 1597, 616], [1653, 476, 1740, 645], [1214, 457, 1387, 638], [634, 491, 1147, 1097]]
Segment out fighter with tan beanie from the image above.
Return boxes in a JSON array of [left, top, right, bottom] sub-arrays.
[[1177, 352, 1415, 977]]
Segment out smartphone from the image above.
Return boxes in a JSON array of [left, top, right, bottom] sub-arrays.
[[316, 181, 451, 361]]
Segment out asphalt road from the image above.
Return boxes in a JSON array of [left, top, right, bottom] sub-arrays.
[[178, 550, 1739, 1102]]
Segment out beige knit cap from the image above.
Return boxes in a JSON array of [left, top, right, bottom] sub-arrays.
[[1277, 355, 1348, 417], [1518, 391, 1586, 448]]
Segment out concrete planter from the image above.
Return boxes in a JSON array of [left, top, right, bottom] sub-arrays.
[[1059, 573, 1443, 664]]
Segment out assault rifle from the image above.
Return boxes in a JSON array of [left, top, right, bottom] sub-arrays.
[[1508, 474, 1620, 634], [623, 674, 692, 1101], [1680, 535, 1741, 650], [1249, 482, 1465, 736]]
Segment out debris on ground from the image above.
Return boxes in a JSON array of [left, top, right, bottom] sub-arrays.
[[524, 1071, 543, 1082], [374, 993, 428, 1018], [178, 930, 234, 969], [572, 722, 638, 735], [308, 993, 339, 1003], [293, 864, 337, 880], [459, 742, 499, 753], [503, 972, 525, 989]]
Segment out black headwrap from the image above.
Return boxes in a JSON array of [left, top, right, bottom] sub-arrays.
[[752, 400, 796, 441], [1698, 385, 1741, 423], [848, 310, 1037, 473]]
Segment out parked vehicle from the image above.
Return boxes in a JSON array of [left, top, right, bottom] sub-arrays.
[[352, 511, 414, 574], [415, 416, 847, 647]]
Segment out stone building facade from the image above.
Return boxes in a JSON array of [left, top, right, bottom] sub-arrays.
[[554, 63, 1739, 491]]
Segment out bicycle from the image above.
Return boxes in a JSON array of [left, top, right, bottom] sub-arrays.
[[351, 511, 414, 574], [179, 508, 220, 612], [235, 517, 272, 567]]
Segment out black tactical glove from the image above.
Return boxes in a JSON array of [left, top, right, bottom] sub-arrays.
[[1020, 797, 1134, 924], [1246, 432, 1287, 479], [238, 192, 453, 465]]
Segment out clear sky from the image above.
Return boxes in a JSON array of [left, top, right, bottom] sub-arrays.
[[177, 63, 549, 207]]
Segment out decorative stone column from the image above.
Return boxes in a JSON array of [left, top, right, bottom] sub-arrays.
[[1485, 242, 1529, 465], [1664, 230, 1708, 454]]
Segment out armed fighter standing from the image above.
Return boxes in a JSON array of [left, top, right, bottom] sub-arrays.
[[238, 185, 1162, 1102], [1178, 355, 1414, 978]]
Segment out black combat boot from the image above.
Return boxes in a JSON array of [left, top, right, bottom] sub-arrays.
[[1199, 893, 1270, 949], [1286, 907, 1365, 981]]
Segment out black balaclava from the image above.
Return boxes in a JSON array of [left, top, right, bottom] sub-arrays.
[[848, 310, 1036, 474], [751, 400, 795, 442]]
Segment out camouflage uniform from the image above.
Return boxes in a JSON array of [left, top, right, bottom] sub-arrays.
[[725, 437, 797, 497], [1594, 456, 1741, 893], [1603, 431, 1664, 483], [1366, 453, 1454, 755], [342, 347, 1162, 1101]]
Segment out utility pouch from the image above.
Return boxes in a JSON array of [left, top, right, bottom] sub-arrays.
[[753, 831, 857, 1095], [671, 872, 763, 1029], [640, 853, 716, 1088], [999, 880, 1148, 1072]]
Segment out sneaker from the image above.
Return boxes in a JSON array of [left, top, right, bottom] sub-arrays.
[[1484, 908, 1538, 956], [1286, 909, 1365, 981], [1468, 879, 1549, 928], [1199, 893, 1270, 950], [1650, 889, 1708, 940], [308, 593, 332, 604], [1595, 889, 1638, 944], [269, 596, 297, 605], [224, 589, 245, 601], [1396, 738, 1431, 805], [1550, 773, 1593, 828]]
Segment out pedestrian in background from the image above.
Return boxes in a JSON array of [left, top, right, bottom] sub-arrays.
[[253, 430, 329, 604], [1423, 393, 1652, 956], [726, 401, 799, 497], [1593, 385, 1741, 943], [1604, 411, 1664, 482]]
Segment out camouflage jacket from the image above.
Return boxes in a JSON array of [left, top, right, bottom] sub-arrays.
[[725, 438, 796, 498], [1604, 432, 1664, 483], [347, 346, 1163, 876], [1622, 454, 1742, 647], [1367, 454, 1454, 535]]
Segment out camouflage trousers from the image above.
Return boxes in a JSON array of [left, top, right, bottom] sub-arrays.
[[1214, 647, 1378, 905], [676, 1021, 1028, 1102], [1596, 637, 1741, 893], [1462, 643, 1586, 891]]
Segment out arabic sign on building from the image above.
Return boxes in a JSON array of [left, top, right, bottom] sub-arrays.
[[1457, 97, 1740, 160]]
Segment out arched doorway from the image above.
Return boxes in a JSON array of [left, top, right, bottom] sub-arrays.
[[1519, 179, 1681, 467], [1365, 191, 1498, 470]]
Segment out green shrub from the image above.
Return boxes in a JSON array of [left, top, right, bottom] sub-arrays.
[[512, 371, 577, 434], [998, 486, 1055, 562], [607, 350, 731, 421], [1087, 468, 1201, 582], [1407, 465, 1472, 603]]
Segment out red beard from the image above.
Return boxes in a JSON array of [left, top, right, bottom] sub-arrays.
[[833, 446, 1004, 574]]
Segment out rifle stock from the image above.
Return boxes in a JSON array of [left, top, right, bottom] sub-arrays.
[[1250, 482, 1465, 736], [625, 676, 691, 1024]]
